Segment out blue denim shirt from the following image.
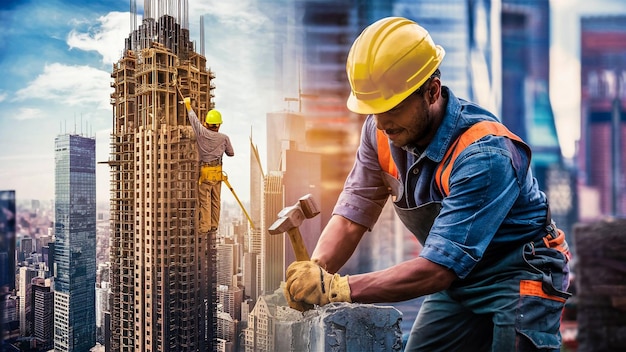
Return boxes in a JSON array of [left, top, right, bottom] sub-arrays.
[[333, 87, 549, 279]]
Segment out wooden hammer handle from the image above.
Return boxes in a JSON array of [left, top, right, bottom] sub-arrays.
[[287, 227, 310, 261]]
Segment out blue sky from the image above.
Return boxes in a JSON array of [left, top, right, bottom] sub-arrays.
[[1, 0, 626, 204]]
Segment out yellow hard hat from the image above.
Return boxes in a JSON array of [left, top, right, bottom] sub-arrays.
[[206, 109, 222, 125], [346, 17, 445, 115]]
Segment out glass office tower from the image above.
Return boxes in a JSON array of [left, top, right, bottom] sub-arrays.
[[0, 190, 16, 348], [54, 134, 96, 352]]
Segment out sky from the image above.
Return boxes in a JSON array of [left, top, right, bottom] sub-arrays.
[[1, 0, 625, 205]]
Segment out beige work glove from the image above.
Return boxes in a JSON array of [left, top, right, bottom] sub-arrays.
[[284, 261, 351, 311], [183, 97, 191, 112], [283, 289, 314, 312]]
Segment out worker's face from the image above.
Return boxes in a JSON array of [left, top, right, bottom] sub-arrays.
[[208, 124, 220, 132], [375, 78, 441, 148]]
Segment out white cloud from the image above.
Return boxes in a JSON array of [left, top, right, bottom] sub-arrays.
[[190, 0, 268, 31], [67, 11, 131, 66], [13, 63, 112, 110], [0, 92, 6, 102], [14, 107, 44, 121]]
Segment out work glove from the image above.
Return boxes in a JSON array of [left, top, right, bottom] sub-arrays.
[[284, 261, 351, 311], [283, 289, 314, 312], [183, 97, 191, 112]]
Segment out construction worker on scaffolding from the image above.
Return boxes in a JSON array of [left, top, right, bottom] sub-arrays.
[[183, 98, 234, 233], [284, 17, 571, 351]]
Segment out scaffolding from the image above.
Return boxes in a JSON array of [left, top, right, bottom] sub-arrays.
[[108, 7, 217, 351]]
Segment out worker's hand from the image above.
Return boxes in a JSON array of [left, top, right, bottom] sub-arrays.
[[283, 289, 314, 312], [284, 261, 351, 310], [182, 97, 191, 111]]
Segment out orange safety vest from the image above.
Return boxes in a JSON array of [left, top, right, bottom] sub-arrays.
[[376, 121, 529, 197]]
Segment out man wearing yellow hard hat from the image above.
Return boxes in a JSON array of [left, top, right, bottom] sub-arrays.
[[183, 98, 234, 234], [285, 17, 570, 351]]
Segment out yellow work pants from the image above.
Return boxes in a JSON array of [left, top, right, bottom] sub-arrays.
[[198, 165, 223, 233]]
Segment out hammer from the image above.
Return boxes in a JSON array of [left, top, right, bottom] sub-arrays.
[[268, 194, 320, 261]]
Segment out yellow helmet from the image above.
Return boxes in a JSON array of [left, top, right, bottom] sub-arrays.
[[205, 109, 222, 125], [346, 17, 445, 115]]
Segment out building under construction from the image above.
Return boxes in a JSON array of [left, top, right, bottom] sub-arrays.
[[108, 1, 217, 350]]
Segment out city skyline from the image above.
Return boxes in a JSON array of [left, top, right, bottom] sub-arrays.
[[1, 0, 626, 201]]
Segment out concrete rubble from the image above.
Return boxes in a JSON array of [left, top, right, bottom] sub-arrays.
[[275, 302, 403, 352]]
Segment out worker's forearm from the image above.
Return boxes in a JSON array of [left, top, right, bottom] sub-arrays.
[[311, 215, 367, 274], [349, 257, 457, 303], [187, 110, 202, 134]]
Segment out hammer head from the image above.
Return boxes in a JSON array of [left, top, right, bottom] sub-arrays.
[[298, 194, 320, 219], [268, 206, 304, 234], [268, 194, 319, 235]]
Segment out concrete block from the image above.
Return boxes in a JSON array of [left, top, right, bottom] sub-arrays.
[[280, 303, 403, 351]]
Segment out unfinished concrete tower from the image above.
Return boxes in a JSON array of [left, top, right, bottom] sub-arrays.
[[108, 0, 217, 350]]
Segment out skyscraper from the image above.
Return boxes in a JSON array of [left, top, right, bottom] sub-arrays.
[[579, 15, 626, 219], [0, 190, 16, 348], [17, 266, 37, 337], [108, 1, 215, 350], [54, 133, 96, 352], [261, 171, 283, 295], [501, 0, 562, 171], [95, 262, 110, 345], [31, 277, 54, 351], [247, 138, 264, 302]]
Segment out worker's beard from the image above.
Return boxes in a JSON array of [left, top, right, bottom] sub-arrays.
[[411, 108, 436, 148]]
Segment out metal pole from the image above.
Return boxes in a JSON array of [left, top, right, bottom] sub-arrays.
[[222, 174, 255, 229]]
